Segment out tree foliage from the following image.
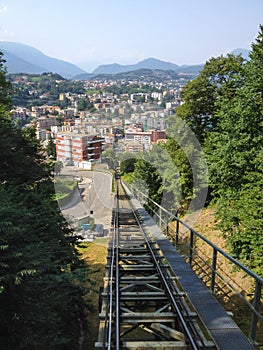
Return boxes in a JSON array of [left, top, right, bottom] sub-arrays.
[[131, 26, 263, 274], [46, 137, 57, 159], [169, 26, 263, 274], [9, 72, 85, 107], [176, 54, 245, 142], [0, 51, 87, 349], [203, 27, 263, 274], [133, 155, 163, 205]]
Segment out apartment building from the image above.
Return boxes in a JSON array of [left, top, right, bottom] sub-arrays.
[[55, 131, 104, 167], [124, 128, 167, 152], [125, 128, 152, 150], [124, 142, 144, 154], [151, 130, 167, 143], [10, 107, 27, 121], [38, 115, 58, 129]]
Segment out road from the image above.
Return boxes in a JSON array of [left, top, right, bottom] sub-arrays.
[[55, 166, 114, 234]]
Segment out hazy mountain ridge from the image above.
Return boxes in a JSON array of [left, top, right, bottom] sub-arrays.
[[92, 57, 179, 74], [75, 64, 204, 81], [1, 49, 46, 74], [230, 48, 250, 60], [0, 41, 250, 80], [0, 41, 86, 78], [92, 49, 250, 75], [89, 68, 180, 82]]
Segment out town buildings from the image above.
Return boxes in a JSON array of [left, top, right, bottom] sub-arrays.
[[9, 71, 187, 164], [55, 131, 104, 169], [124, 127, 167, 152]]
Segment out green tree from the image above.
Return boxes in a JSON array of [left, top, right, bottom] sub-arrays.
[[0, 183, 87, 349], [0, 53, 13, 111], [176, 54, 244, 142], [120, 157, 136, 174], [0, 51, 88, 348], [205, 26, 263, 273], [46, 137, 57, 159], [77, 98, 88, 111], [133, 156, 163, 205]]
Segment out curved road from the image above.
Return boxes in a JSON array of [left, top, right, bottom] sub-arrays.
[[56, 167, 114, 233]]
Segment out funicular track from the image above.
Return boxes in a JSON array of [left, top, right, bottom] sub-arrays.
[[96, 180, 217, 350]]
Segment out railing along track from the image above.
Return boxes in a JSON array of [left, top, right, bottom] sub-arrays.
[[96, 180, 216, 350]]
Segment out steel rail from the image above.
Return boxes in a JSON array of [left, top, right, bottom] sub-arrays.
[[118, 181, 201, 350], [107, 192, 119, 350], [115, 181, 120, 350]]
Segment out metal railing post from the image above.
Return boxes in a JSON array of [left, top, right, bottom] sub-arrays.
[[210, 248, 218, 293], [159, 207, 162, 227], [175, 220, 179, 249], [249, 280, 262, 343], [165, 213, 169, 237], [189, 229, 194, 266]]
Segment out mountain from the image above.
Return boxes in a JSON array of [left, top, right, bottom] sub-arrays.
[[92, 57, 179, 75], [230, 48, 250, 60], [93, 63, 125, 75], [1, 49, 46, 74], [92, 49, 250, 76], [90, 68, 180, 82], [75, 66, 203, 82], [0, 41, 250, 80], [176, 64, 204, 75], [0, 41, 87, 78], [73, 72, 95, 80]]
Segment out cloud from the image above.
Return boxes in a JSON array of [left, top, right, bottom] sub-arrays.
[[0, 5, 7, 14], [0, 28, 14, 39]]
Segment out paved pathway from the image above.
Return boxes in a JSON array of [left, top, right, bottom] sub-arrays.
[[55, 166, 114, 235]]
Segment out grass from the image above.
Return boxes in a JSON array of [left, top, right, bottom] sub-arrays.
[[85, 89, 100, 95], [121, 172, 134, 184], [54, 178, 77, 199], [77, 240, 109, 350]]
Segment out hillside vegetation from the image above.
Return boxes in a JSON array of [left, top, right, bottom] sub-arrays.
[[123, 25, 263, 276], [0, 54, 88, 349]]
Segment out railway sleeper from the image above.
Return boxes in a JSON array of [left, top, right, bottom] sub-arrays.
[[98, 181, 214, 349], [95, 340, 187, 350]]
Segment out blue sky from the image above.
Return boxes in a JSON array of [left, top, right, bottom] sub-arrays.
[[0, 0, 262, 72]]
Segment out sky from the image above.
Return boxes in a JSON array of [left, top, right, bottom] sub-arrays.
[[0, 0, 262, 72]]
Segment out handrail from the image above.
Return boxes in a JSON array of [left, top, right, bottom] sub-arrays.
[[128, 183, 263, 284], [127, 182, 263, 346], [106, 187, 119, 350], [107, 209, 115, 350]]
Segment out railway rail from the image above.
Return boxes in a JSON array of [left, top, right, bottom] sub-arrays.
[[96, 179, 218, 350]]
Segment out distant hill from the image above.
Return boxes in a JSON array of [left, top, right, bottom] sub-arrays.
[[230, 48, 250, 60], [90, 68, 180, 82], [73, 72, 95, 80], [0, 41, 87, 78], [176, 64, 204, 75], [74, 65, 203, 81], [1, 49, 46, 74], [0, 41, 250, 80], [93, 57, 180, 75], [92, 57, 204, 76], [92, 50, 250, 76]]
